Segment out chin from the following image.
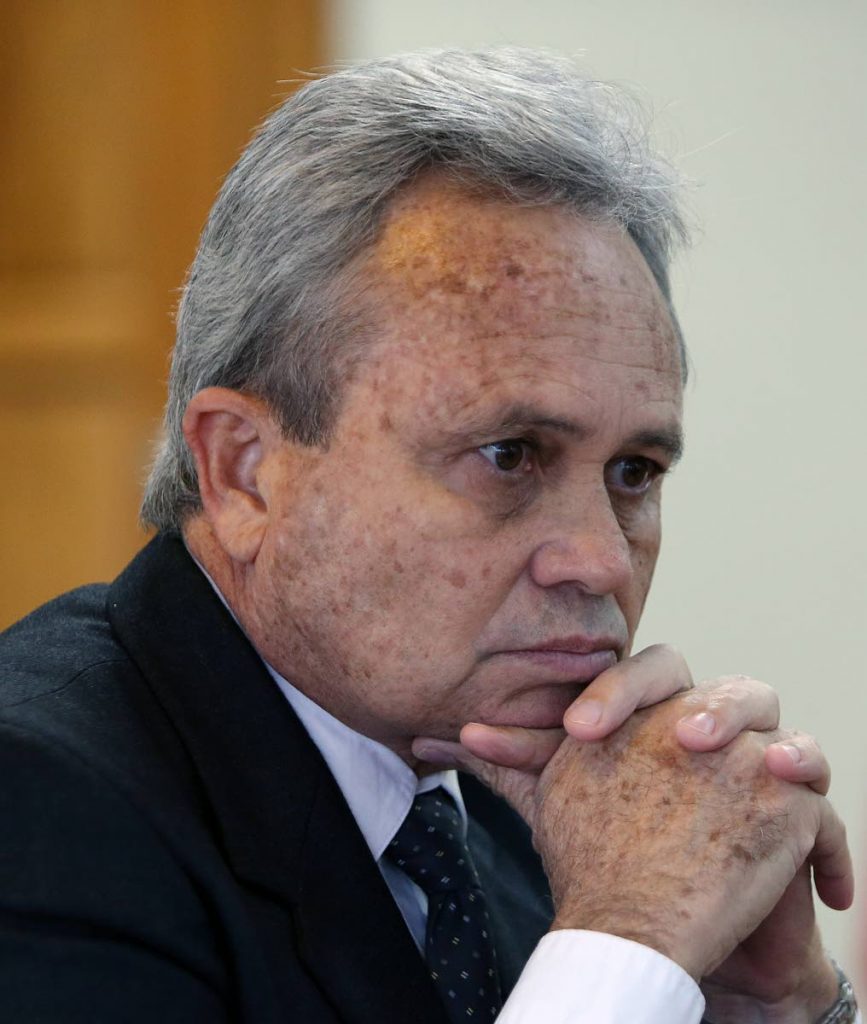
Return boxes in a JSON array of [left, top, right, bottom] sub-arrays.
[[479, 689, 579, 731]]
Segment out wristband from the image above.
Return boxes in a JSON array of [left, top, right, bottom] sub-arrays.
[[814, 961, 858, 1024]]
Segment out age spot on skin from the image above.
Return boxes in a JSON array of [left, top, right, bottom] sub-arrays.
[[439, 271, 468, 295], [446, 569, 467, 589], [730, 843, 754, 864]]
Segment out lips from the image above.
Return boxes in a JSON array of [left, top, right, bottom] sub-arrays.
[[497, 646, 618, 683], [474, 636, 623, 729], [521, 635, 622, 657]]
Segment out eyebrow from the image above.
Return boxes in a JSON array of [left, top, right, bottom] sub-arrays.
[[625, 428, 684, 464], [442, 403, 685, 463]]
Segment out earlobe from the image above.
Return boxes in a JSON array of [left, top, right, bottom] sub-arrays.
[[182, 388, 273, 564]]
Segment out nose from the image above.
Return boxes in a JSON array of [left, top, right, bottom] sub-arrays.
[[528, 490, 633, 596]]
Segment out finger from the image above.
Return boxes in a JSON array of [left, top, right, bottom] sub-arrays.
[[459, 723, 565, 773], [413, 726, 564, 775], [411, 736, 480, 772], [675, 675, 780, 751], [765, 734, 831, 795], [411, 733, 541, 824], [811, 798, 854, 911], [564, 643, 692, 740], [411, 736, 504, 795]]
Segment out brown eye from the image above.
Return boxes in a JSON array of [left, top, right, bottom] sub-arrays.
[[605, 456, 660, 493], [479, 439, 529, 472]]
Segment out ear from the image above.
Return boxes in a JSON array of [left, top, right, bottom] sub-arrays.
[[182, 388, 276, 564]]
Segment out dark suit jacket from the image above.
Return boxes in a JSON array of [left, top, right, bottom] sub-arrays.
[[0, 534, 552, 1022]]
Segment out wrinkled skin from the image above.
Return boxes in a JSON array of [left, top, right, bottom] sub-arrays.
[[416, 680, 851, 1021], [535, 702, 848, 980], [183, 174, 853, 1023]]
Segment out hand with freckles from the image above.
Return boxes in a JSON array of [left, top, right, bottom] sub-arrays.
[[413, 645, 854, 1021], [413, 645, 829, 819]]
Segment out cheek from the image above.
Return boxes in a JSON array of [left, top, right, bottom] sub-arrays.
[[622, 504, 663, 621], [368, 518, 499, 632], [275, 496, 494, 662], [263, 421, 517, 681]]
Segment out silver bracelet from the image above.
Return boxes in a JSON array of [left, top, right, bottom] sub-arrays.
[[815, 961, 858, 1024]]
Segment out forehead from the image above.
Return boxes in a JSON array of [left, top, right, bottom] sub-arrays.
[[353, 176, 681, 425]]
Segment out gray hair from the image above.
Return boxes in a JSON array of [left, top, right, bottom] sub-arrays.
[[141, 47, 688, 531]]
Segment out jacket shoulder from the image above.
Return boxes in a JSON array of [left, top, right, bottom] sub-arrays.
[[0, 716, 233, 1021], [0, 583, 126, 707], [0, 582, 245, 1020]]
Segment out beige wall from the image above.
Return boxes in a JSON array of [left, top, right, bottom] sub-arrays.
[[326, 0, 867, 987]]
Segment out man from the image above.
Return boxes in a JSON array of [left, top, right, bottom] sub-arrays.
[[0, 48, 857, 1023]]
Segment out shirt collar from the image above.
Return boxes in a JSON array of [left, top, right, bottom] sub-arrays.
[[266, 664, 466, 861]]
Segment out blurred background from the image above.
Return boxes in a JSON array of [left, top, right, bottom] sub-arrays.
[[2, 0, 864, 993]]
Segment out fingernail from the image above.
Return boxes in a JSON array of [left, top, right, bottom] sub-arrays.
[[566, 699, 603, 727], [681, 712, 716, 735], [779, 742, 802, 764]]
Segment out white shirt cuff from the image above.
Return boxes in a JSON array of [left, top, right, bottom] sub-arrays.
[[496, 930, 705, 1024]]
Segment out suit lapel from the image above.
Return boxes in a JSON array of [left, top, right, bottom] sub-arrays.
[[295, 776, 448, 1024], [107, 534, 446, 1024]]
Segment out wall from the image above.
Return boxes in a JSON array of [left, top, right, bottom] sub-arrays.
[[327, 0, 867, 986], [0, 1, 322, 627]]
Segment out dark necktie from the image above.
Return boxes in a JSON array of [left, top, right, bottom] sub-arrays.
[[385, 788, 503, 1022]]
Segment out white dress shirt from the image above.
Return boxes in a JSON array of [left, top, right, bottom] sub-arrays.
[[267, 665, 706, 1024]]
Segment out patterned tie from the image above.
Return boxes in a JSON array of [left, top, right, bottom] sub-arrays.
[[385, 788, 503, 1022]]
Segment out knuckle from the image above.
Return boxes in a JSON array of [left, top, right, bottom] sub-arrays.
[[782, 727, 821, 749], [677, 687, 710, 709], [649, 641, 683, 660], [752, 679, 780, 710], [792, 730, 820, 752], [649, 642, 689, 676], [695, 675, 779, 714], [717, 674, 762, 698], [728, 727, 771, 762]]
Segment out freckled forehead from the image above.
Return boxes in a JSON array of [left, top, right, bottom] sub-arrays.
[[372, 176, 591, 296], [355, 174, 682, 404]]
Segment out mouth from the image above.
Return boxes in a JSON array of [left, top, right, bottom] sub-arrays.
[[471, 635, 624, 729], [495, 646, 618, 683], [490, 632, 621, 676]]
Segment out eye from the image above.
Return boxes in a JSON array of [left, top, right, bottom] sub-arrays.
[[605, 456, 663, 494], [478, 439, 534, 473]]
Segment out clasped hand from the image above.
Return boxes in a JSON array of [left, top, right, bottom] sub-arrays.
[[413, 645, 854, 1022]]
